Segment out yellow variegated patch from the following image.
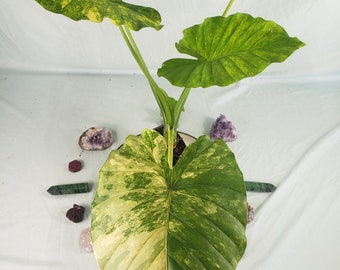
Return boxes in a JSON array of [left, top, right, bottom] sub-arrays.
[[86, 7, 101, 22]]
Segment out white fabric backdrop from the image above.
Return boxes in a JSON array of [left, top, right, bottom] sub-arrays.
[[0, 0, 340, 270], [0, 0, 339, 75]]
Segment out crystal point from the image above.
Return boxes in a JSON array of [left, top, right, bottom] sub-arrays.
[[245, 181, 276, 192], [47, 182, 90, 195]]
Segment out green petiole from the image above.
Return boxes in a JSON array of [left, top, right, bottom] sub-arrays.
[[222, 0, 235, 17], [118, 24, 192, 168]]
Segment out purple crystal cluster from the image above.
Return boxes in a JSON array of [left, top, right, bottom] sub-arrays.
[[210, 114, 237, 142], [78, 127, 113, 151]]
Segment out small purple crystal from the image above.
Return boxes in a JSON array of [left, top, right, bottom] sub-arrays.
[[210, 114, 237, 142], [247, 203, 254, 223], [79, 127, 113, 151]]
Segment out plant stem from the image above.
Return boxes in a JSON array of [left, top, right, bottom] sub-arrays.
[[166, 87, 191, 169], [222, 0, 235, 17], [165, 125, 174, 169], [119, 26, 169, 122], [118, 25, 178, 167], [173, 87, 191, 129]]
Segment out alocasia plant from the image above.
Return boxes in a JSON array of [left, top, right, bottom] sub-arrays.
[[35, 0, 305, 269]]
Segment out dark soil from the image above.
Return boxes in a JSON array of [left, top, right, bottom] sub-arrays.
[[153, 125, 186, 166]]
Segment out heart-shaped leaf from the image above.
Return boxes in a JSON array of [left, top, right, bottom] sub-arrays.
[[158, 14, 305, 87], [35, 0, 162, 31], [91, 129, 247, 269]]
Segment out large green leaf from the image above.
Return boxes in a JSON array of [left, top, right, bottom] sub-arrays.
[[35, 0, 162, 31], [91, 129, 247, 270], [158, 14, 305, 88]]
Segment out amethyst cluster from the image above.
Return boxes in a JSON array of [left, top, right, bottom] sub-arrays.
[[210, 114, 237, 142], [78, 127, 113, 151]]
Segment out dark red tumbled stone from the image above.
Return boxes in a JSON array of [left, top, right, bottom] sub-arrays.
[[68, 159, 82, 172], [66, 204, 85, 223]]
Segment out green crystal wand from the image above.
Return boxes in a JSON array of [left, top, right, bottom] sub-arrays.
[[47, 182, 90, 195]]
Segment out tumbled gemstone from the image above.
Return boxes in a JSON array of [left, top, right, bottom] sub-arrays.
[[68, 159, 82, 172], [78, 127, 113, 151], [66, 204, 85, 223]]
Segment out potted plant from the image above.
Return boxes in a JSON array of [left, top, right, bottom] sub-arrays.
[[35, 0, 305, 269]]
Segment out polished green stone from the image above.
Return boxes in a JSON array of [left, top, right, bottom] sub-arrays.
[[245, 181, 276, 192], [47, 182, 90, 195]]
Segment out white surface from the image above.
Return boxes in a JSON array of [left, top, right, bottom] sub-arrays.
[[0, 0, 339, 76], [1, 0, 340, 269], [0, 72, 339, 270]]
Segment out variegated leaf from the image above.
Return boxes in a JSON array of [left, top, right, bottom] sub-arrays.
[[158, 14, 305, 87], [91, 129, 247, 270], [35, 0, 162, 31]]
